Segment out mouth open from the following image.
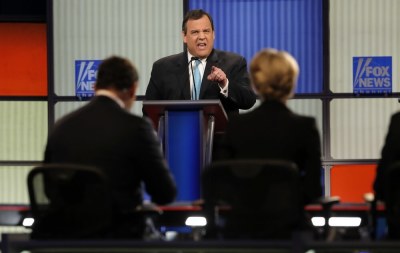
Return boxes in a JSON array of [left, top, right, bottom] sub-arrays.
[[197, 42, 207, 50]]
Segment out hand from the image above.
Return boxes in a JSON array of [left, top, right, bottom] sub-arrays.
[[207, 66, 227, 88]]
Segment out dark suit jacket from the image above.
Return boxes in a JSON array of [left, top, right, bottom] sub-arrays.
[[374, 112, 400, 201], [44, 96, 177, 212], [145, 49, 257, 116], [216, 100, 323, 205]]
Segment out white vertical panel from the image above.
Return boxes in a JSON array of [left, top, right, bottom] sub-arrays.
[[130, 100, 143, 116], [330, 0, 400, 92], [0, 102, 47, 160], [0, 166, 32, 204], [331, 98, 400, 159], [55, 101, 87, 122], [0, 226, 31, 235], [53, 0, 183, 96]]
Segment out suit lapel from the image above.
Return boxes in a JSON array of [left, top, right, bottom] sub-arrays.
[[201, 50, 219, 99], [177, 53, 191, 100]]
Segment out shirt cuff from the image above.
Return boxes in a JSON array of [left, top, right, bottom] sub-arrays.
[[219, 79, 229, 97]]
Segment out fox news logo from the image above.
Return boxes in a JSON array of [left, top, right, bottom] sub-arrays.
[[353, 56, 392, 94], [75, 60, 102, 98]]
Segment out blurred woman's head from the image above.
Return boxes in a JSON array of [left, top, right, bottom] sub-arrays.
[[250, 48, 299, 102]]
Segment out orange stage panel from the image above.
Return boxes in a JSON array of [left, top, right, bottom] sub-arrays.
[[330, 164, 376, 203], [0, 23, 47, 96]]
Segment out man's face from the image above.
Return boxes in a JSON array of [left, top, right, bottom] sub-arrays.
[[183, 15, 215, 59]]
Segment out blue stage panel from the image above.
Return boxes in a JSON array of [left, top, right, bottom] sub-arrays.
[[166, 110, 202, 201], [189, 0, 324, 93]]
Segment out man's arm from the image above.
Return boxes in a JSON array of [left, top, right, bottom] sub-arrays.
[[145, 62, 161, 100], [137, 119, 177, 205], [226, 56, 257, 109], [208, 54, 257, 111]]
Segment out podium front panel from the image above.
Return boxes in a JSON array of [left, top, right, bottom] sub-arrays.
[[142, 100, 227, 202], [165, 110, 203, 201]]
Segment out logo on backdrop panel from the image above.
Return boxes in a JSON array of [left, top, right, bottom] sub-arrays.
[[353, 56, 392, 94], [75, 60, 102, 98]]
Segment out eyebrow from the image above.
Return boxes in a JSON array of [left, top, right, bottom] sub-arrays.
[[190, 28, 211, 33]]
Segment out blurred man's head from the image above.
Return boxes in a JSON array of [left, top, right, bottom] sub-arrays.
[[95, 56, 139, 109], [182, 9, 215, 59], [250, 48, 299, 102]]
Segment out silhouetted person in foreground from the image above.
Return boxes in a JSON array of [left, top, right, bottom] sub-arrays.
[[374, 111, 400, 239], [43, 56, 176, 239], [216, 49, 323, 237]]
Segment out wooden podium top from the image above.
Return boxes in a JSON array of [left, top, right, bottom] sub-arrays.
[[142, 100, 228, 133]]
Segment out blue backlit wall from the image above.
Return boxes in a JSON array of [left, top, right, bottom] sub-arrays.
[[189, 0, 323, 93]]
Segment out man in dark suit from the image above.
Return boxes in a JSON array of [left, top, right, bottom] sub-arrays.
[[374, 112, 400, 238], [216, 49, 322, 236], [145, 9, 256, 116], [374, 112, 400, 201], [43, 56, 177, 238]]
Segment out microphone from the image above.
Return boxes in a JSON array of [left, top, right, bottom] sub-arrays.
[[189, 57, 199, 100]]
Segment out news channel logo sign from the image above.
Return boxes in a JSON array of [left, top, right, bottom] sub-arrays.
[[353, 56, 392, 94], [75, 60, 102, 98]]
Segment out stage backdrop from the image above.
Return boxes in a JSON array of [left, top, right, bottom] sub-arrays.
[[190, 0, 324, 94]]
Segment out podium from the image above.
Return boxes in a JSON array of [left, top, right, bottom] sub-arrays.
[[143, 100, 228, 201]]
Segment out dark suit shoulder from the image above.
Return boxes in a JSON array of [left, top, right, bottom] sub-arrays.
[[212, 49, 244, 60], [390, 111, 400, 122], [153, 52, 185, 66], [209, 49, 246, 66], [291, 112, 316, 125], [117, 110, 153, 131], [384, 112, 400, 141], [231, 102, 317, 131]]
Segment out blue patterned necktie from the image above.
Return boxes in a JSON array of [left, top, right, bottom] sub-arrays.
[[193, 59, 202, 100]]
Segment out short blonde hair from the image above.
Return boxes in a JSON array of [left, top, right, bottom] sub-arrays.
[[250, 48, 299, 101]]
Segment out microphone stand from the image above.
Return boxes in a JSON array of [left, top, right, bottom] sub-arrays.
[[189, 57, 199, 100]]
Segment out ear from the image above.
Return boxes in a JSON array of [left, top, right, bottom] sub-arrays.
[[121, 82, 137, 100], [122, 82, 138, 110], [182, 31, 187, 44], [129, 82, 138, 98]]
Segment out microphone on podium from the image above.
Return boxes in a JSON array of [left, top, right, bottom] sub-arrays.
[[189, 57, 199, 100]]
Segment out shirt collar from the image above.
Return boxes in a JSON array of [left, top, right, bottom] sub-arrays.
[[187, 52, 207, 64], [95, 89, 125, 109]]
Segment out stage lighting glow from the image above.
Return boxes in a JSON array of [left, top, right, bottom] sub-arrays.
[[311, 217, 325, 227], [22, 217, 34, 227], [185, 216, 207, 226], [311, 216, 362, 227], [328, 217, 362, 227], [311, 217, 362, 227]]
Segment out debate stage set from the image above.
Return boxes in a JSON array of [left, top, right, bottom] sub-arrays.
[[0, 100, 396, 251], [2, 0, 400, 252]]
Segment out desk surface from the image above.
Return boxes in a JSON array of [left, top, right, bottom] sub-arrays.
[[0, 202, 384, 212], [0, 202, 385, 226]]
